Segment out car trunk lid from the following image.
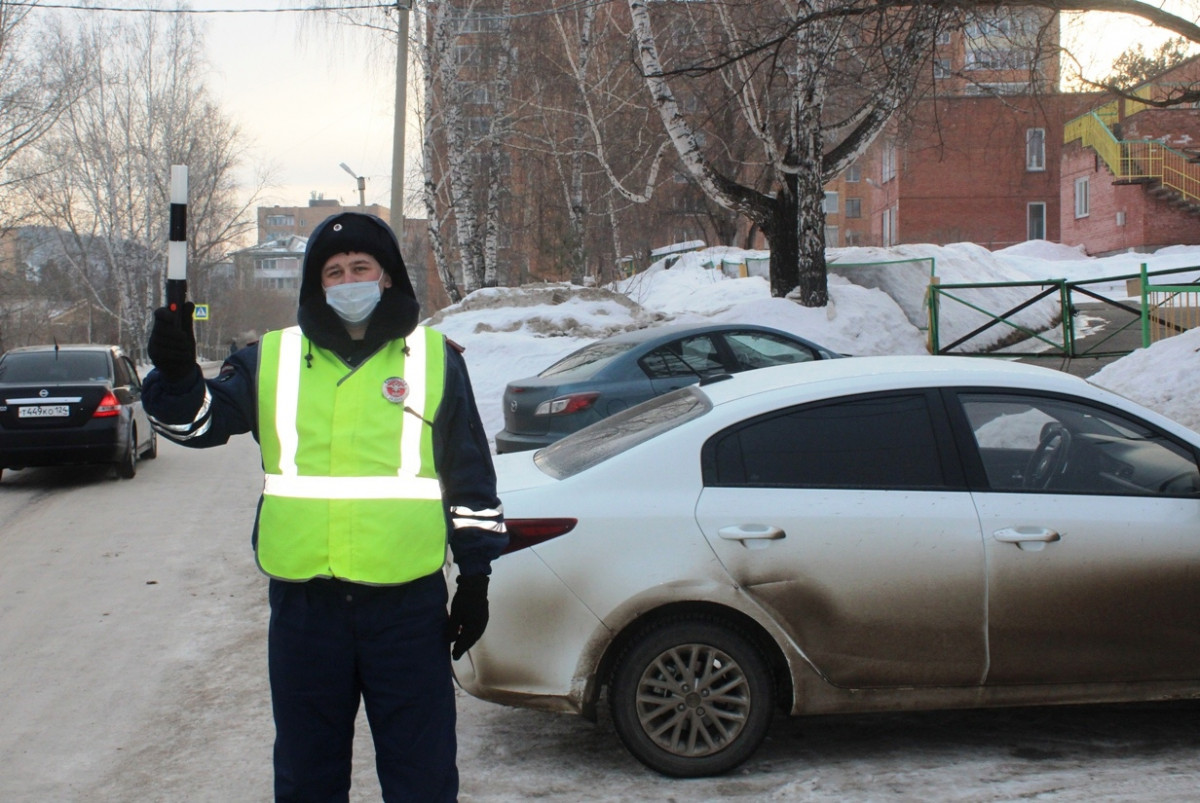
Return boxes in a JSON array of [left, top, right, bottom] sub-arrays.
[[501, 380, 562, 435], [0, 383, 112, 430]]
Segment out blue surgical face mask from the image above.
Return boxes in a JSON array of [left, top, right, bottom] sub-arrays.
[[324, 278, 383, 325]]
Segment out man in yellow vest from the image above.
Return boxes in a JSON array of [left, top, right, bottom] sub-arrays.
[[144, 212, 507, 802]]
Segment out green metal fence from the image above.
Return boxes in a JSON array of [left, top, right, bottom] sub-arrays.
[[928, 264, 1200, 358], [1137, 263, 1200, 348]]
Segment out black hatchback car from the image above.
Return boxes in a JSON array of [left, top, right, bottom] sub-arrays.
[[495, 322, 841, 453], [0, 344, 157, 482]]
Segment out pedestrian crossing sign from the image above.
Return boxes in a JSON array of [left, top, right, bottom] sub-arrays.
[[193, 303, 210, 321]]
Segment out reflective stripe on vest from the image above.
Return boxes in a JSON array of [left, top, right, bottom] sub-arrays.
[[255, 325, 448, 584]]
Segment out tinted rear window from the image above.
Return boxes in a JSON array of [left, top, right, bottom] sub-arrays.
[[539, 342, 636, 380], [703, 393, 945, 489], [0, 351, 111, 383]]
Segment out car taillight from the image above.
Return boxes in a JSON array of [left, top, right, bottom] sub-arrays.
[[93, 391, 122, 418], [502, 518, 577, 555], [534, 392, 600, 416]]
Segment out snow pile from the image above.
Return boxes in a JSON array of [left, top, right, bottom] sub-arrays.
[[427, 241, 1200, 445], [1091, 326, 1200, 432]]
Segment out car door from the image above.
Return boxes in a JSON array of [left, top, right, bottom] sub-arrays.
[[955, 391, 1200, 684], [118, 354, 151, 447], [695, 390, 988, 689], [642, 334, 725, 395]]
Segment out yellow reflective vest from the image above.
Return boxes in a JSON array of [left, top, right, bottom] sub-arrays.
[[255, 325, 448, 584]]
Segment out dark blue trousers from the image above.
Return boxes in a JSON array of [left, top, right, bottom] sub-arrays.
[[268, 573, 457, 802]]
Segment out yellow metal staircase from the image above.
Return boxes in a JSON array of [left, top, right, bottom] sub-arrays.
[[1064, 95, 1200, 209]]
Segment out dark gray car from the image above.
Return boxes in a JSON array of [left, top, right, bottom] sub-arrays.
[[495, 323, 840, 453]]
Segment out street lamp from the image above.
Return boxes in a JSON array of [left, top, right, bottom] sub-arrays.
[[339, 162, 366, 208]]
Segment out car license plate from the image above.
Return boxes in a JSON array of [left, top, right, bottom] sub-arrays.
[[18, 405, 70, 418]]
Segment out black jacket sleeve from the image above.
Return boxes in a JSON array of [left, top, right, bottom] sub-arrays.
[[433, 343, 508, 577], [142, 345, 260, 447]]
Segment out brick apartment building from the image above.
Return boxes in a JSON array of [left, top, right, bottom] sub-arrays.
[[819, 7, 1077, 251], [836, 33, 1200, 255], [1059, 56, 1200, 254], [257, 197, 390, 242]]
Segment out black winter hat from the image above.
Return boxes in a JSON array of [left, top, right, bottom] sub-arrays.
[[299, 212, 413, 306], [306, 213, 398, 278]]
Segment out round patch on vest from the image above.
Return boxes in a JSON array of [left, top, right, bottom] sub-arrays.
[[382, 377, 410, 404]]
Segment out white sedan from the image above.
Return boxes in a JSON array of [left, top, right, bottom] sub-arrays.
[[456, 355, 1200, 777]]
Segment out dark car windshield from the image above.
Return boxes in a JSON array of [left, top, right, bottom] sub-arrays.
[[534, 386, 710, 479], [538, 342, 636, 380], [0, 351, 111, 383]]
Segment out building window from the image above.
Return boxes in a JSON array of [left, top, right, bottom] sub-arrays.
[[844, 164, 861, 183], [845, 198, 862, 219], [266, 215, 295, 227], [964, 48, 1031, 71], [882, 143, 897, 183], [933, 59, 951, 79], [454, 45, 481, 67], [936, 30, 952, 46], [965, 81, 1032, 96], [467, 85, 493, 104], [823, 191, 839, 215], [1074, 177, 1090, 218], [1027, 202, 1046, 240], [451, 10, 505, 33], [882, 205, 898, 246], [1026, 128, 1046, 172], [825, 225, 839, 246]]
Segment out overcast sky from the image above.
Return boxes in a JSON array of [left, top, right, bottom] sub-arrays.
[[201, 2, 411, 211]]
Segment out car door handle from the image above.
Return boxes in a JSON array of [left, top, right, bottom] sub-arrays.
[[718, 524, 786, 550], [994, 527, 1060, 552]]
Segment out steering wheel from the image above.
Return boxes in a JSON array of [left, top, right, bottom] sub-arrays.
[[1023, 422, 1073, 490]]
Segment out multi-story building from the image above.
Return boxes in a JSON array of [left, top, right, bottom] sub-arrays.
[[1060, 56, 1200, 254], [257, 197, 389, 244], [839, 16, 1199, 254], [822, 7, 1076, 250]]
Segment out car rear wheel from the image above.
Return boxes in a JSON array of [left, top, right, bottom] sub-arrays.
[[610, 617, 774, 777], [116, 425, 137, 479]]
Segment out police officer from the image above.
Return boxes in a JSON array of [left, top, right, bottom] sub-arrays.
[[144, 212, 506, 802]]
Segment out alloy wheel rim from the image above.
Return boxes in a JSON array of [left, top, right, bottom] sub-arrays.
[[634, 642, 750, 758]]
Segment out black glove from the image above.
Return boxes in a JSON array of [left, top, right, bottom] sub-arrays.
[[147, 302, 197, 383], [447, 574, 489, 660]]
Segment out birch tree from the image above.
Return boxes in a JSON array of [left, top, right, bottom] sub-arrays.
[[15, 10, 256, 359], [417, 0, 521, 302], [628, 0, 942, 304], [538, 2, 675, 284], [627, 0, 1200, 306], [0, 2, 82, 225]]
